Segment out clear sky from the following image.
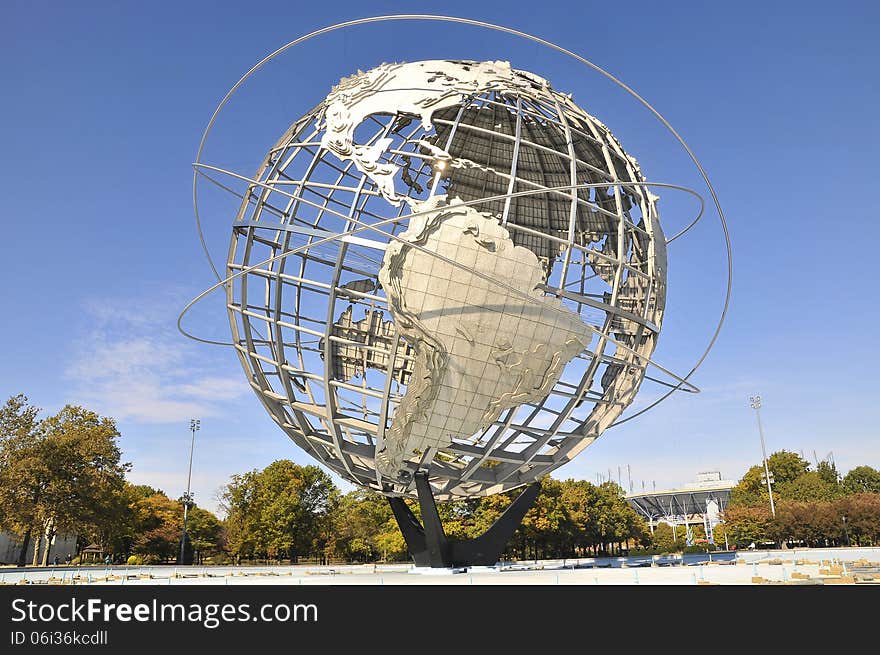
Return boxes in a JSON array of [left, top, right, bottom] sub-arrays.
[[2, 1, 878, 515]]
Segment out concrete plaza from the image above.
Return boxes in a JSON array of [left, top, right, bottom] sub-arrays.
[[2, 547, 878, 586]]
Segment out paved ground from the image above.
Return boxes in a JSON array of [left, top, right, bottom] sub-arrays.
[[2, 548, 878, 585]]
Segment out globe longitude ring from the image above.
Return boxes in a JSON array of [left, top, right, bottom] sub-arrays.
[[181, 15, 731, 500]]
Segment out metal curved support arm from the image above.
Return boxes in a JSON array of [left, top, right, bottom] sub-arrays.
[[389, 472, 542, 568]]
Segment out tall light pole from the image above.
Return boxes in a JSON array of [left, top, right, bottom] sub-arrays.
[[179, 418, 199, 565], [748, 395, 776, 518]]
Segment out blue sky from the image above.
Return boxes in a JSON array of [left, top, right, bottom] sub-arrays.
[[2, 1, 878, 515]]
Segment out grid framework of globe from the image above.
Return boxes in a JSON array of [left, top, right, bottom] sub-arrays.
[[226, 59, 666, 500]]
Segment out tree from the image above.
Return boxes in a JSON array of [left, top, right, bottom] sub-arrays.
[[331, 489, 407, 562], [373, 524, 408, 561], [0, 400, 129, 565], [519, 477, 569, 559], [258, 461, 338, 562], [777, 471, 840, 502], [0, 394, 43, 565], [836, 494, 880, 546], [722, 505, 772, 548], [650, 523, 683, 553], [769, 501, 837, 547], [766, 451, 811, 485], [186, 506, 223, 563], [34, 406, 130, 565], [221, 460, 339, 563], [588, 481, 647, 556], [131, 492, 182, 562], [220, 470, 260, 560], [559, 479, 600, 555], [816, 460, 840, 487], [84, 484, 223, 564], [731, 450, 812, 508], [507, 479, 646, 558], [88, 483, 157, 558], [730, 464, 769, 507], [842, 466, 880, 495]]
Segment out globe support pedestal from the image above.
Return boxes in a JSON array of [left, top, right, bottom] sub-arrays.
[[388, 471, 541, 568]]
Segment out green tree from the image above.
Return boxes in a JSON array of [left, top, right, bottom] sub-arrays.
[[35, 406, 130, 565], [92, 484, 223, 564], [519, 477, 569, 559], [331, 489, 408, 562], [373, 525, 408, 561], [186, 506, 224, 563], [731, 450, 811, 508], [467, 491, 514, 558], [81, 481, 143, 559], [767, 450, 811, 485], [221, 470, 260, 560], [559, 479, 600, 555], [730, 465, 769, 507], [0, 394, 43, 565], [221, 460, 339, 563], [842, 466, 880, 495], [816, 461, 840, 487], [650, 523, 683, 553], [777, 471, 840, 502], [131, 491, 182, 563], [590, 481, 646, 556], [0, 400, 130, 565]]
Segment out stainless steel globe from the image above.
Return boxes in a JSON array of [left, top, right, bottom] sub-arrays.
[[223, 59, 667, 500]]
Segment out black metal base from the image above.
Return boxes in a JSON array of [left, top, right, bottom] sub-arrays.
[[388, 471, 541, 568]]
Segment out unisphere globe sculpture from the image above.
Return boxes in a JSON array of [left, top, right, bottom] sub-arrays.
[[223, 59, 667, 501]]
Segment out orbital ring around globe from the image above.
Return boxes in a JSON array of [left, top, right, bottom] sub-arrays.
[[182, 15, 731, 499]]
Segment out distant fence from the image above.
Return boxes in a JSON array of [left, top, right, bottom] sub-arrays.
[[733, 546, 880, 564], [503, 546, 880, 569]]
